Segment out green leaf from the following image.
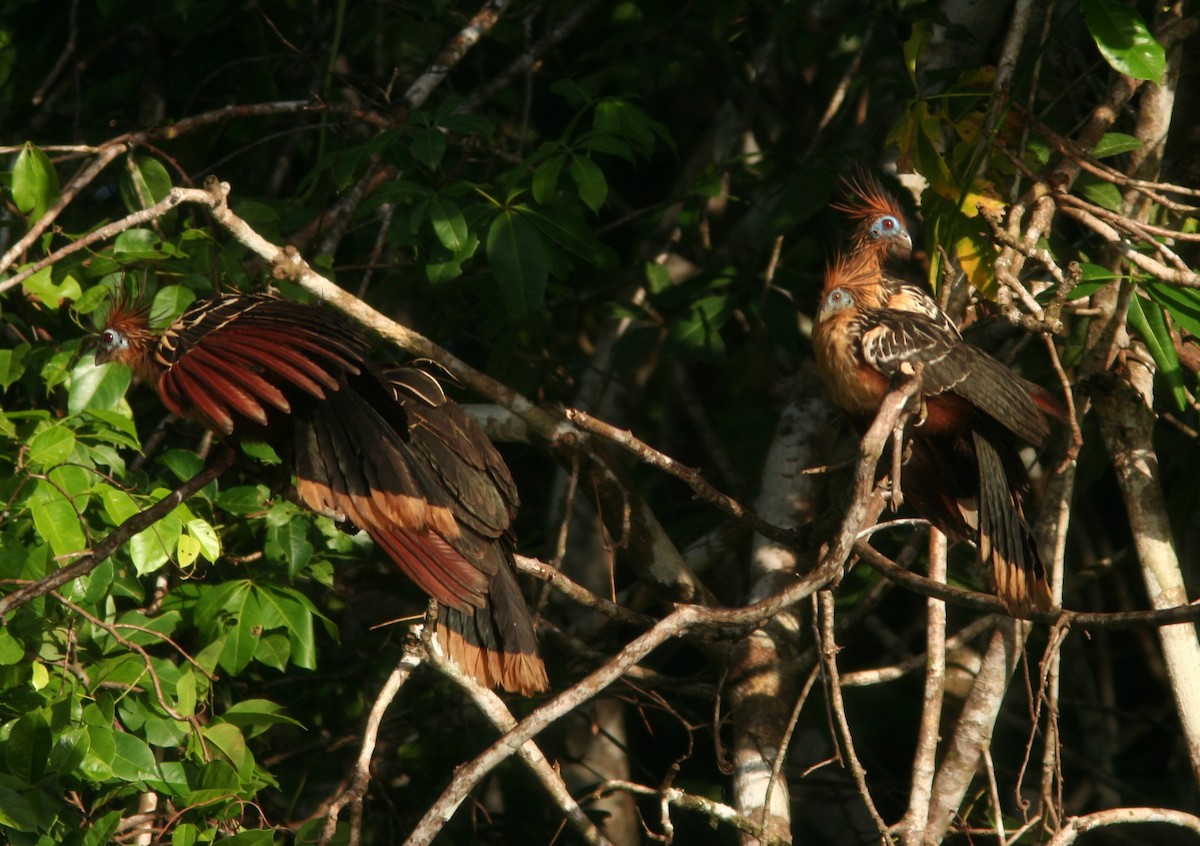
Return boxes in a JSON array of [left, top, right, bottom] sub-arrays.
[[428, 196, 469, 251], [1143, 282, 1200, 339], [217, 485, 267, 516], [487, 209, 550, 317], [1091, 132, 1144, 158], [121, 155, 173, 211], [532, 154, 566, 205], [260, 586, 320, 669], [5, 710, 51, 782], [28, 424, 76, 466], [266, 519, 313, 579], [410, 126, 447, 170], [29, 480, 87, 558], [0, 627, 24, 665], [150, 284, 196, 326], [1127, 294, 1187, 411], [202, 722, 251, 777], [161, 448, 204, 481], [668, 294, 731, 358], [131, 510, 182, 575], [12, 142, 60, 222], [568, 154, 608, 213], [22, 264, 83, 309], [0, 342, 30, 389], [221, 699, 304, 738], [49, 725, 90, 775], [113, 228, 176, 260], [0, 784, 38, 831], [187, 519, 221, 563], [520, 203, 618, 269], [69, 356, 132, 414], [1082, 0, 1166, 82], [111, 731, 160, 781]]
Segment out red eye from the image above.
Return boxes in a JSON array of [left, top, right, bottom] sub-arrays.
[[101, 330, 114, 344], [881, 218, 895, 231]]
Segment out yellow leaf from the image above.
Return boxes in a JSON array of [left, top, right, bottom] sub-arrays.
[[954, 234, 997, 294]]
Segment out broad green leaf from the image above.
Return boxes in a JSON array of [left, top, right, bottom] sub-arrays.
[[203, 722, 251, 777], [111, 731, 159, 781], [0, 784, 38, 831], [161, 448, 204, 481], [0, 627, 24, 664], [113, 228, 175, 260], [28, 425, 76, 466], [29, 480, 87, 557], [187, 519, 221, 562], [221, 699, 304, 738], [150, 284, 196, 326], [1091, 132, 1143, 158], [266, 519, 313, 579], [217, 485, 268, 515], [22, 264, 83, 309], [410, 126, 447, 170], [131, 512, 182, 575], [1082, 0, 1165, 81], [532, 154, 566, 204], [176, 668, 198, 718], [1076, 175, 1124, 212], [81, 810, 123, 846], [172, 823, 201, 846], [12, 141, 60, 222], [81, 724, 116, 781], [487, 210, 549, 317], [428, 196, 469, 251], [260, 586, 319, 669], [122, 155, 173, 211], [668, 294, 730, 358], [252, 632, 291, 671], [568, 154, 608, 213], [49, 726, 90, 775], [520, 203, 618, 269], [5, 710, 51, 782], [0, 343, 30, 389], [69, 356, 131, 414]]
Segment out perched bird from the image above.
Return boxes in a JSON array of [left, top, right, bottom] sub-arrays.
[[830, 171, 915, 273], [812, 252, 1057, 613], [96, 292, 548, 694], [831, 171, 945, 323]]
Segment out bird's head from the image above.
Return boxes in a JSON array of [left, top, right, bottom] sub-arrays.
[[817, 252, 874, 322], [95, 293, 157, 377], [831, 171, 913, 262]]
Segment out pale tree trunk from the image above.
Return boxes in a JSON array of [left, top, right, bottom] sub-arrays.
[[729, 386, 840, 845], [1096, 7, 1200, 785]]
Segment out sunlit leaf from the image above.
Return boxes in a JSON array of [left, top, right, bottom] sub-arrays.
[[1082, 0, 1165, 81], [12, 142, 60, 223]]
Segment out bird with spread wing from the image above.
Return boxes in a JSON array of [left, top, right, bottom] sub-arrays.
[[97, 291, 548, 695]]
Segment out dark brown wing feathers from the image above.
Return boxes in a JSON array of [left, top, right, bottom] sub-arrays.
[[109, 292, 546, 695]]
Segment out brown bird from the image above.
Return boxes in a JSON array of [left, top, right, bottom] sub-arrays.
[[96, 292, 548, 694], [812, 252, 1057, 613], [831, 171, 946, 323]]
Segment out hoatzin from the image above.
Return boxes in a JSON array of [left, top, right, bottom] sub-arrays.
[[812, 251, 1058, 613], [96, 292, 548, 695], [830, 171, 946, 323]]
